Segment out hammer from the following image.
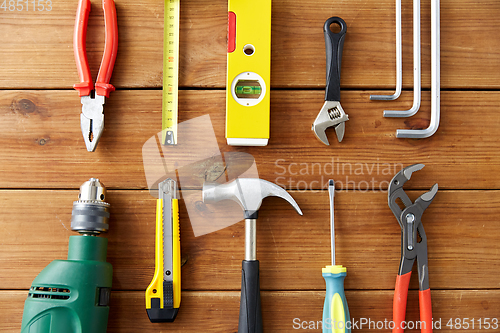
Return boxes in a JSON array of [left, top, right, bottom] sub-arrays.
[[203, 178, 303, 333]]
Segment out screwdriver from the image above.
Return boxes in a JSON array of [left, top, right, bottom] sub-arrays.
[[322, 180, 351, 333]]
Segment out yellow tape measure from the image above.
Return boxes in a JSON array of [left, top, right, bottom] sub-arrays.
[[162, 0, 180, 145]]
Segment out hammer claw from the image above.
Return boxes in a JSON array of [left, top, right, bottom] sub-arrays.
[[203, 178, 303, 218]]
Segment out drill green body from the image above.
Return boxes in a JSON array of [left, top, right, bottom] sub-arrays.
[[21, 178, 113, 333], [21, 236, 112, 333]]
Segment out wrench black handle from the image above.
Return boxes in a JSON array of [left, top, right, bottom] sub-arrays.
[[324, 17, 347, 102], [238, 260, 263, 333]]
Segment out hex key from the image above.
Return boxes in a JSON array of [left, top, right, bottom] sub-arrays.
[[384, 0, 421, 117], [397, 0, 440, 138], [370, 0, 402, 101]]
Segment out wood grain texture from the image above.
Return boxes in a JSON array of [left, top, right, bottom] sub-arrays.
[[0, 90, 498, 189], [1, 0, 500, 89], [1, 190, 499, 291], [2, 290, 499, 332], [0, 0, 499, 331]]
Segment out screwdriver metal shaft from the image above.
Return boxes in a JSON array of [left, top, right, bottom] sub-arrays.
[[329, 180, 335, 266], [322, 180, 350, 333]]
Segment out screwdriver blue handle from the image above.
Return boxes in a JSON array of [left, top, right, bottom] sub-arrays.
[[322, 266, 351, 333]]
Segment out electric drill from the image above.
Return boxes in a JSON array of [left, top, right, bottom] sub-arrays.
[[21, 178, 113, 333]]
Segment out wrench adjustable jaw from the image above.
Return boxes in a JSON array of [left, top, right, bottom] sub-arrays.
[[312, 101, 349, 145]]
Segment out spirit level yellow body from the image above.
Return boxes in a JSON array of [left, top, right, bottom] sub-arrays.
[[146, 179, 181, 322], [226, 0, 271, 146]]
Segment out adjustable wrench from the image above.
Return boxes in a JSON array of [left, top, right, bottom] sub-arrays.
[[312, 17, 349, 146]]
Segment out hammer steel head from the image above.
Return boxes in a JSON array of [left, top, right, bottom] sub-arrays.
[[202, 178, 303, 219]]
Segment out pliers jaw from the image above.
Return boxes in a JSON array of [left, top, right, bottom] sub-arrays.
[[388, 163, 425, 226], [311, 101, 349, 145], [80, 95, 105, 152]]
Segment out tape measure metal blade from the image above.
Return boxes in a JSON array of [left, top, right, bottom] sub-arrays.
[[162, 0, 180, 145]]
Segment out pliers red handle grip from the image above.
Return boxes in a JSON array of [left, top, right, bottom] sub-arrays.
[[394, 272, 433, 333], [73, 0, 118, 98]]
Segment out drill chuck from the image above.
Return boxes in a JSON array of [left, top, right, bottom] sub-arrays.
[[71, 178, 110, 234]]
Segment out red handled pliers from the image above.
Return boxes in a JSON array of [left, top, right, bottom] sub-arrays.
[[73, 0, 118, 152], [388, 164, 438, 333]]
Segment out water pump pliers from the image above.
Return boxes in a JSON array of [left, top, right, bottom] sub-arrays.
[[73, 0, 118, 152], [388, 164, 438, 333]]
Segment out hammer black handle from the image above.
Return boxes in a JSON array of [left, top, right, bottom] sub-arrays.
[[238, 260, 263, 333]]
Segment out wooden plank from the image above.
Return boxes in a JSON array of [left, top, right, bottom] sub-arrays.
[[3, 290, 500, 332], [1, 0, 500, 89], [0, 90, 499, 190], [1, 190, 499, 291]]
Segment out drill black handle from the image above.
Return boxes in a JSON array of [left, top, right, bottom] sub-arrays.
[[238, 260, 263, 333], [324, 17, 347, 102]]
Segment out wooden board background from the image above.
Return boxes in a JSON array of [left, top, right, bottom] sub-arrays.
[[1, 0, 500, 331]]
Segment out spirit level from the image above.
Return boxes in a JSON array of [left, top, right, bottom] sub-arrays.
[[226, 0, 271, 146]]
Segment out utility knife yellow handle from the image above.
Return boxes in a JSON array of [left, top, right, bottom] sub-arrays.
[[145, 198, 180, 322], [172, 198, 181, 307]]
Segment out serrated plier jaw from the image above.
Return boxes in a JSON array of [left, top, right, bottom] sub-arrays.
[[80, 95, 105, 152]]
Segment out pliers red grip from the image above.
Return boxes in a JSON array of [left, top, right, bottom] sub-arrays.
[[394, 273, 433, 333], [388, 164, 438, 333], [73, 0, 118, 151], [74, 0, 118, 98]]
